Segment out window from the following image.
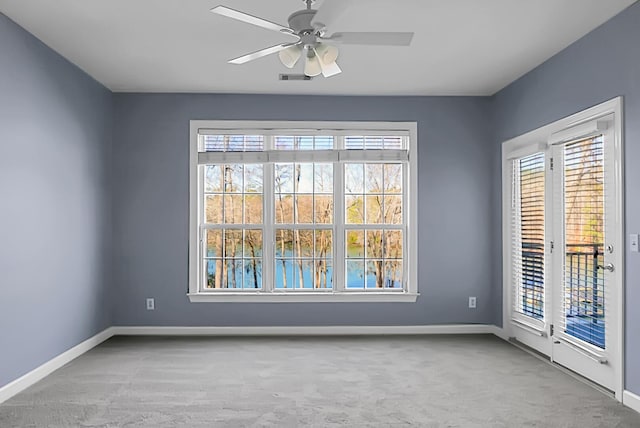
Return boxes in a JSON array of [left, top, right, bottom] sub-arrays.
[[189, 121, 418, 302]]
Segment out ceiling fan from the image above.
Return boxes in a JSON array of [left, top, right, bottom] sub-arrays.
[[211, 0, 414, 78]]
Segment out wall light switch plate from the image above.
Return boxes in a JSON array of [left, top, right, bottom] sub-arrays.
[[468, 297, 477, 309], [631, 234, 639, 253], [146, 298, 155, 310]]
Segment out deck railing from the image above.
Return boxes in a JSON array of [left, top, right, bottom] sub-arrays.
[[565, 243, 604, 320], [520, 242, 604, 321]]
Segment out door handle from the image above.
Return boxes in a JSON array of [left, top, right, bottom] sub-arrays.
[[597, 263, 614, 272]]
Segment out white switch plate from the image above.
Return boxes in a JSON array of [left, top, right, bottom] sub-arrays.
[[631, 234, 639, 253], [146, 298, 155, 310], [468, 297, 477, 309]]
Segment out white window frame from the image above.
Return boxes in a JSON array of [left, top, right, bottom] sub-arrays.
[[188, 120, 419, 302]]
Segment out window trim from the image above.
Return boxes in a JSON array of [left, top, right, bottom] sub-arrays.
[[189, 120, 418, 303]]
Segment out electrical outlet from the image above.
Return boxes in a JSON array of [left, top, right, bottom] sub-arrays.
[[631, 234, 639, 253], [146, 298, 155, 310], [468, 296, 477, 309]]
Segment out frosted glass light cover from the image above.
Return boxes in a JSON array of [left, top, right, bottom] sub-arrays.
[[304, 55, 322, 77], [315, 43, 339, 65], [278, 45, 303, 68]]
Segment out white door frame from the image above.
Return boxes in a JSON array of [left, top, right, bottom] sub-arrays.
[[501, 97, 624, 401]]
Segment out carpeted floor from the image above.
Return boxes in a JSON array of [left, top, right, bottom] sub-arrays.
[[1, 335, 639, 427]]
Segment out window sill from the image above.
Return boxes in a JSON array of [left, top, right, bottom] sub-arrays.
[[187, 292, 419, 303]]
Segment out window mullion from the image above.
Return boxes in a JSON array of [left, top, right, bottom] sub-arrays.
[[403, 159, 409, 292], [264, 136, 275, 292], [334, 135, 345, 292], [198, 164, 205, 293]]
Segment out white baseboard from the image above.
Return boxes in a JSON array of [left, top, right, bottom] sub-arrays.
[[490, 325, 510, 341], [0, 327, 115, 404], [624, 390, 640, 414], [111, 324, 496, 336]]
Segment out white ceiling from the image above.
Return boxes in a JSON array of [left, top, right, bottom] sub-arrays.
[[0, 0, 635, 95]]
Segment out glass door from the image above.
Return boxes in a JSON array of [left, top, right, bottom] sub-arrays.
[[551, 126, 619, 391]]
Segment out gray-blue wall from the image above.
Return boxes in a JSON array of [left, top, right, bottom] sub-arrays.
[[0, 14, 113, 387], [3, 0, 638, 398], [492, 2, 640, 395], [111, 94, 495, 326]]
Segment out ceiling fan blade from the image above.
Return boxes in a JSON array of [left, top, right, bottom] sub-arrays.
[[311, 0, 348, 30], [229, 43, 299, 65], [323, 32, 414, 46], [313, 47, 342, 78], [211, 6, 297, 37]]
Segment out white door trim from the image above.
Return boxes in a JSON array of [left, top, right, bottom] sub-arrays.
[[501, 97, 624, 401]]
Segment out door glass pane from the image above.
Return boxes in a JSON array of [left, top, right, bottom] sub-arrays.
[[512, 153, 545, 320], [563, 136, 605, 348]]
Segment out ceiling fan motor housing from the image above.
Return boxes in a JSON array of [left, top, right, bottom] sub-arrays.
[[287, 9, 318, 35]]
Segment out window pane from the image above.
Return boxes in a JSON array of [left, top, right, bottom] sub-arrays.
[[383, 195, 402, 224], [365, 164, 383, 193], [366, 230, 383, 258], [201, 135, 264, 152], [296, 230, 313, 258], [275, 258, 294, 289], [382, 136, 404, 149], [244, 165, 263, 193], [275, 229, 293, 258], [344, 136, 404, 150], [224, 195, 243, 224], [346, 231, 365, 258], [226, 259, 242, 288], [294, 260, 314, 288], [294, 163, 314, 193], [223, 165, 243, 193], [314, 260, 332, 289], [384, 164, 403, 193], [384, 261, 403, 288], [244, 194, 263, 224], [205, 259, 222, 288], [384, 231, 403, 259], [243, 259, 262, 289], [315, 230, 333, 258], [314, 195, 333, 224], [205, 229, 222, 258], [275, 194, 294, 224], [295, 194, 313, 223], [204, 165, 223, 192], [346, 260, 365, 289], [366, 260, 384, 288], [224, 230, 242, 258], [345, 195, 364, 224], [205, 195, 223, 223], [275, 164, 294, 193], [365, 195, 383, 224], [314, 164, 333, 193], [345, 164, 364, 193], [274, 136, 334, 150], [244, 230, 263, 257], [275, 229, 334, 290], [274, 136, 295, 150], [314, 136, 334, 150]]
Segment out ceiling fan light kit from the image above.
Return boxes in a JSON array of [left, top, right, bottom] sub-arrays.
[[210, 0, 414, 78], [278, 45, 303, 68]]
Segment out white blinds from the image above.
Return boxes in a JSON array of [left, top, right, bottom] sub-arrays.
[[511, 152, 545, 320], [559, 135, 606, 349], [197, 132, 409, 164]]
